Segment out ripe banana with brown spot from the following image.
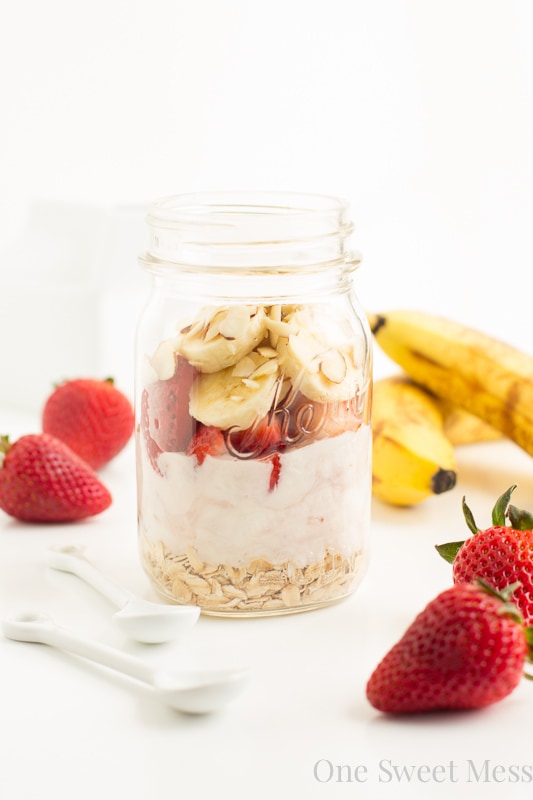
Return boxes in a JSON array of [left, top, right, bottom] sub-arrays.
[[438, 400, 501, 446], [382, 376, 501, 446], [372, 375, 457, 506], [369, 310, 533, 456]]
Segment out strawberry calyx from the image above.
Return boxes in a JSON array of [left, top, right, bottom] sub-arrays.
[[475, 577, 524, 624], [474, 578, 533, 675], [435, 484, 533, 565]]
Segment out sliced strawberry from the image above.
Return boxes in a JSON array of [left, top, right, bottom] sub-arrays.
[[144, 356, 197, 454], [186, 424, 226, 465], [268, 453, 282, 492], [227, 415, 283, 458]]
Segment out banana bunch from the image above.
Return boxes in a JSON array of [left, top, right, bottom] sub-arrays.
[[369, 308, 533, 506], [372, 375, 457, 506], [369, 309, 533, 449], [151, 303, 362, 430], [372, 374, 500, 506]]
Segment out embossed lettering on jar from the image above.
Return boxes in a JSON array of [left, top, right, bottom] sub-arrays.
[[135, 192, 372, 616]]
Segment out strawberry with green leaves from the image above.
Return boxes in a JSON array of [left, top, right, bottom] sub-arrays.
[[436, 485, 533, 625], [366, 580, 533, 713], [0, 434, 112, 522], [42, 378, 134, 470]]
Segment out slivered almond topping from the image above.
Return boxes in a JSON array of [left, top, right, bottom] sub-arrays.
[[218, 305, 251, 340], [203, 320, 222, 341], [257, 345, 279, 358], [250, 358, 279, 379], [319, 349, 347, 384], [266, 318, 297, 339], [232, 355, 258, 378]]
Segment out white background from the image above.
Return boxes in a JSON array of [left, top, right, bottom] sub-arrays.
[[1, 0, 533, 408], [1, 1, 533, 799]]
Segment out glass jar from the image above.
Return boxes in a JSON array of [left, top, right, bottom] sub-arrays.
[[135, 192, 372, 616]]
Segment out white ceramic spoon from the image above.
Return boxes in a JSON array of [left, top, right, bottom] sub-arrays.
[[47, 546, 200, 644], [2, 613, 248, 715]]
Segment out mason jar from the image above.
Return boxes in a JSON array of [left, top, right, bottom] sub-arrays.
[[135, 192, 372, 616]]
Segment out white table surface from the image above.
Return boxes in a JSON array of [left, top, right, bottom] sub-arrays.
[[2, 405, 533, 800]]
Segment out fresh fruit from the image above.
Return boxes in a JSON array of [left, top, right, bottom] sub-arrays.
[[0, 434, 112, 522], [368, 309, 533, 457], [42, 378, 134, 470], [186, 424, 226, 465], [177, 305, 268, 373], [189, 350, 280, 430], [371, 375, 456, 506], [269, 453, 282, 492], [143, 357, 197, 453], [275, 306, 359, 402], [438, 399, 501, 446], [226, 414, 283, 458], [366, 581, 532, 713], [436, 486, 533, 625]]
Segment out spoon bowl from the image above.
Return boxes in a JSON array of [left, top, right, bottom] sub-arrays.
[[152, 666, 251, 714], [2, 613, 249, 715], [47, 546, 200, 643], [112, 598, 200, 644]]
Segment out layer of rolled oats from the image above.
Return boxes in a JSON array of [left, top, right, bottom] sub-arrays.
[[140, 535, 363, 615]]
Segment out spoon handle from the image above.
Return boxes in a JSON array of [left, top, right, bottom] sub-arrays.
[[47, 547, 132, 610], [2, 614, 155, 685]]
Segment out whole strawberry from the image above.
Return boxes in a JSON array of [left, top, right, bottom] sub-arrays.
[[0, 434, 112, 522], [42, 378, 134, 470], [436, 486, 533, 625], [366, 581, 532, 713]]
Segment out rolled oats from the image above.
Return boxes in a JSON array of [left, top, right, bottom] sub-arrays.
[[140, 535, 362, 615]]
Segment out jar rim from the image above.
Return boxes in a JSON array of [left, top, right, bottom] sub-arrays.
[[142, 192, 358, 271], [146, 190, 353, 239]]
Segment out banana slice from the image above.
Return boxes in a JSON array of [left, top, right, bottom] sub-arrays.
[[275, 307, 358, 402], [177, 305, 268, 373], [189, 350, 281, 429], [149, 336, 181, 380]]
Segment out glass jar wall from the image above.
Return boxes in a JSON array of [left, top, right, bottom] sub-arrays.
[[135, 192, 372, 616]]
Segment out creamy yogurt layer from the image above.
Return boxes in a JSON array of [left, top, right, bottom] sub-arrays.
[[139, 426, 370, 568], [138, 425, 370, 614]]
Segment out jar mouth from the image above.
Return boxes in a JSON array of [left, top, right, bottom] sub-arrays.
[[146, 191, 352, 240], [143, 191, 358, 270]]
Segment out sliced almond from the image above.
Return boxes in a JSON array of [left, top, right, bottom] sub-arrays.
[[204, 320, 222, 341], [231, 355, 257, 378], [257, 345, 279, 358], [319, 349, 347, 384], [266, 318, 298, 339], [218, 305, 251, 340], [241, 377, 260, 389], [250, 358, 279, 379]]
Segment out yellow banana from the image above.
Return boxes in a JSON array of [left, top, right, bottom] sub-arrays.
[[369, 310, 533, 456], [372, 375, 457, 506], [438, 400, 501, 446]]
